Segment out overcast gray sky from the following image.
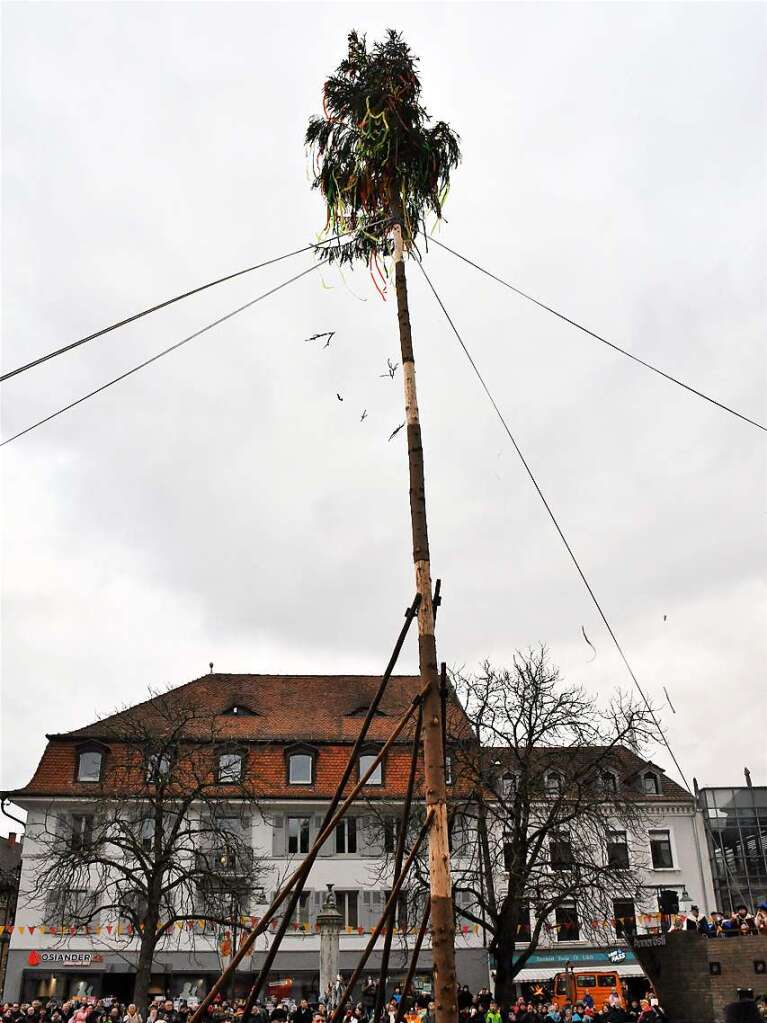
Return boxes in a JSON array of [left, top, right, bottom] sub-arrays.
[[2, 1, 765, 826]]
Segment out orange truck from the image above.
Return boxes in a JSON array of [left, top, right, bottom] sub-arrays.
[[551, 970, 626, 1010]]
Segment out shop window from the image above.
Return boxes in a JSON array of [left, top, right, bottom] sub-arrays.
[[77, 750, 103, 783]]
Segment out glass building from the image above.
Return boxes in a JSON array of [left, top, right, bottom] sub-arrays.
[[698, 784, 767, 912]]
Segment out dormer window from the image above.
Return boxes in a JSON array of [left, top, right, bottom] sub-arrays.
[[642, 771, 660, 795], [77, 750, 103, 783], [287, 747, 315, 786], [546, 771, 563, 796], [223, 704, 256, 717], [218, 751, 244, 783], [599, 771, 618, 795], [359, 748, 383, 786], [347, 705, 386, 717], [147, 751, 172, 783], [500, 771, 518, 799]]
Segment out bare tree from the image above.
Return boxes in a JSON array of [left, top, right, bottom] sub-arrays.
[[448, 650, 662, 1003], [368, 650, 662, 1005], [27, 687, 268, 1011]]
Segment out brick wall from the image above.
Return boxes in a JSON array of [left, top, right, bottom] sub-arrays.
[[633, 932, 767, 1023]]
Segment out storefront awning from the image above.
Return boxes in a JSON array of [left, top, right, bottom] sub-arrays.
[[514, 968, 559, 981]]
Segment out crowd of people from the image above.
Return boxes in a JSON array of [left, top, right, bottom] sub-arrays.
[[681, 902, 767, 937], [2, 972, 766, 1023]]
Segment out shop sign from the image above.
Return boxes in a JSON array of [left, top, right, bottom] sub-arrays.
[[507, 947, 638, 968], [633, 934, 666, 948], [27, 951, 104, 967]]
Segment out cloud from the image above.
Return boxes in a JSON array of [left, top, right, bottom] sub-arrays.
[[2, 2, 765, 815]]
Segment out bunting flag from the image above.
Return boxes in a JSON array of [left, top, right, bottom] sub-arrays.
[[1, 911, 670, 938]]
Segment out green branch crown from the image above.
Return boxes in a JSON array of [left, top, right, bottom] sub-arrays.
[[306, 30, 461, 265]]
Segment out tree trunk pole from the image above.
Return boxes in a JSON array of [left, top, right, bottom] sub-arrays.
[[391, 220, 457, 1023]]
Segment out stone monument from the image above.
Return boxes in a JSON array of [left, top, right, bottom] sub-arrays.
[[318, 884, 343, 1005]]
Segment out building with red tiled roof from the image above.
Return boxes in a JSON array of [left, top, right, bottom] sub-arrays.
[[2, 673, 715, 1005]]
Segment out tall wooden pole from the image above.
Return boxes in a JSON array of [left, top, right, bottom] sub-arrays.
[[391, 219, 457, 1023]]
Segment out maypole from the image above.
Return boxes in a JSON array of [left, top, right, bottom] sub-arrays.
[[306, 30, 462, 1023]]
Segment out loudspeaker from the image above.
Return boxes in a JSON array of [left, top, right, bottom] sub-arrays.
[[658, 889, 679, 914]]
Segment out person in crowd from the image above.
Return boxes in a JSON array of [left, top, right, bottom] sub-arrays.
[[157, 1002, 178, 1023], [723, 1002, 762, 1023], [290, 1001, 311, 1023], [456, 990, 473, 1014], [383, 1000, 398, 1023], [484, 1001, 502, 1023], [123, 1007, 142, 1023]]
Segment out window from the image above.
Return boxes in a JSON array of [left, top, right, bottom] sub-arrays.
[[288, 753, 313, 785], [613, 898, 636, 939], [291, 891, 311, 925], [650, 829, 674, 868], [70, 814, 94, 852], [643, 772, 660, 795], [223, 704, 255, 716], [335, 890, 359, 928], [335, 818, 357, 854], [500, 772, 517, 799], [287, 816, 311, 855], [599, 771, 618, 795], [140, 818, 154, 853], [46, 888, 97, 926], [218, 752, 243, 783], [383, 817, 399, 854], [383, 889, 408, 930], [555, 902, 580, 941], [503, 837, 513, 872], [607, 831, 630, 869], [546, 772, 563, 796], [445, 755, 453, 786], [516, 904, 532, 940], [211, 816, 249, 871], [119, 888, 149, 925], [147, 751, 172, 782], [359, 751, 382, 785], [77, 751, 103, 783], [550, 833, 574, 870]]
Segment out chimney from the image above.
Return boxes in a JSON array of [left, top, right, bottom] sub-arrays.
[[7, 832, 16, 846]]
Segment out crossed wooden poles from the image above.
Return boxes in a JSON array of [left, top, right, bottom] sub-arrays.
[[189, 585, 449, 1023]]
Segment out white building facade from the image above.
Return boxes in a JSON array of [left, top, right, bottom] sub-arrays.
[[2, 674, 714, 1003]]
